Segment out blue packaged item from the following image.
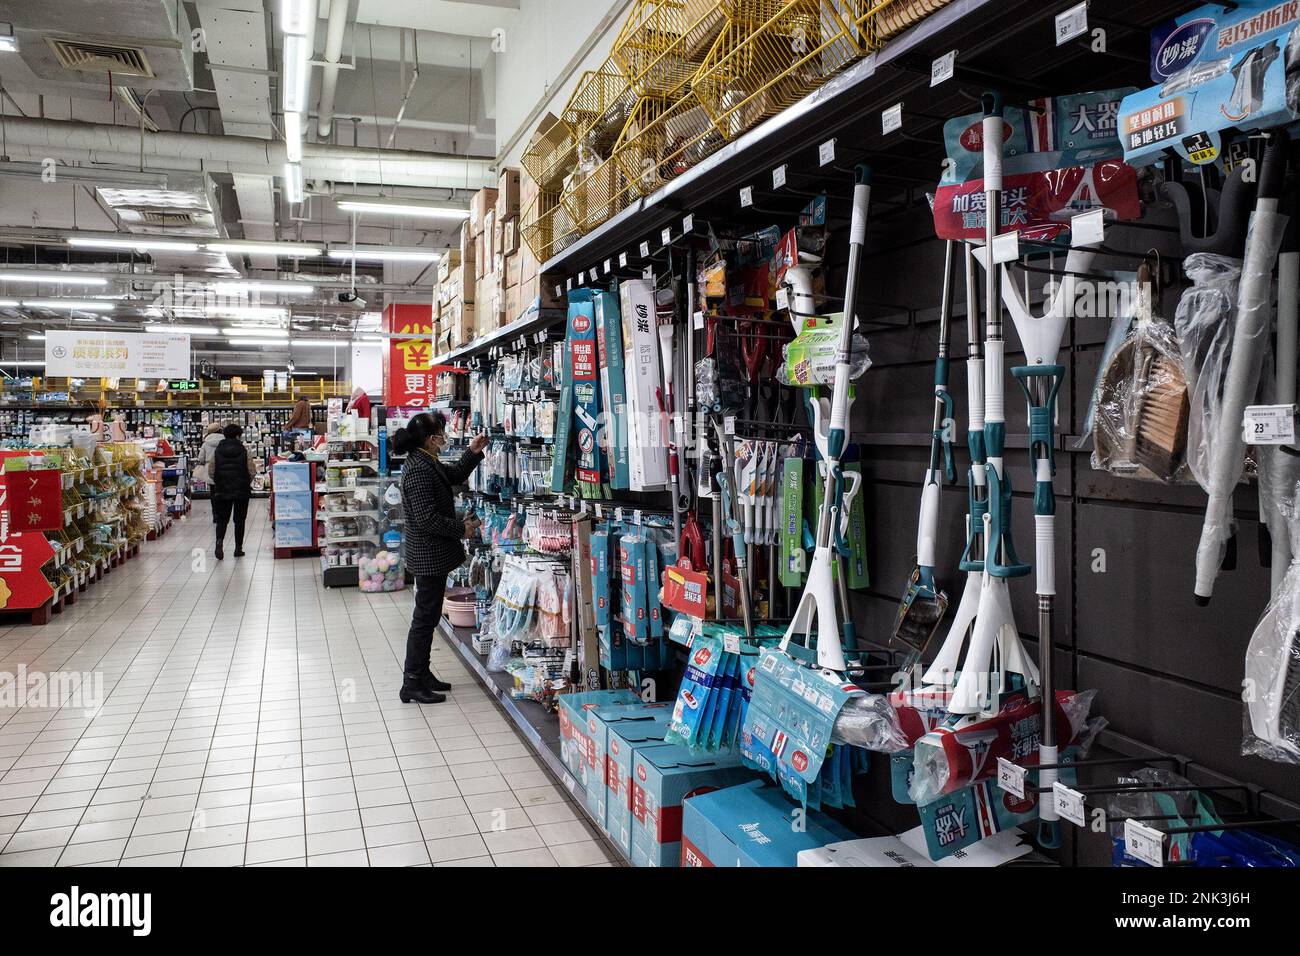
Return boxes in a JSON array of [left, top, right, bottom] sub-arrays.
[[583, 702, 672, 830], [1120, 2, 1300, 167], [274, 518, 314, 548], [680, 780, 856, 867], [667, 633, 727, 750], [273, 490, 313, 521], [271, 460, 311, 493], [604, 711, 675, 852], [557, 688, 641, 782], [593, 289, 629, 490], [629, 744, 754, 867]]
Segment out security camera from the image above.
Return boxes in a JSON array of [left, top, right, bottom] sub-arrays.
[[338, 290, 367, 309]]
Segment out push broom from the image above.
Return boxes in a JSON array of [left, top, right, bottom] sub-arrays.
[[781, 164, 871, 673], [894, 240, 957, 657], [1195, 132, 1290, 605]]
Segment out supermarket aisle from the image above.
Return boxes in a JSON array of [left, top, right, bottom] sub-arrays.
[[0, 501, 615, 867]]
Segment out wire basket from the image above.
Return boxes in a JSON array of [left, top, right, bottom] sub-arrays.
[[855, 0, 955, 43], [694, 0, 865, 139], [612, 0, 740, 98], [561, 154, 640, 234], [521, 115, 579, 193], [520, 188, 581, 264], [561, 59, 639, 161], [613, 88, 728, 197]]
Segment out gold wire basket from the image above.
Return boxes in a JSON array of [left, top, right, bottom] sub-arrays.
[[613, 88, 728, 197], [562, 59, 640, 160], [855, 0, 954, 43], [561, 154, 641, 233], [694, 0, 866, 138], [521, 114, 579, 193], [612, 0, 739, 98], [520, 188, 581, 264]]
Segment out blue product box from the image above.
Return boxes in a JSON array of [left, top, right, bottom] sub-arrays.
[[274, 518, 314, 548], [557, 689, 641, 784], [582, 702, 672, 830], [680, 780, 857, 867], [594, 289, 629, 490], [273, 490, 313, 521], [629, 744, 754, 867], [604, 711, 675, 852], [271, 461, 312, 494]]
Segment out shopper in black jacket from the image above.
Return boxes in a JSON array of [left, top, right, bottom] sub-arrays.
[[395, 412, 488, 704], [211, 423, 257, 560]]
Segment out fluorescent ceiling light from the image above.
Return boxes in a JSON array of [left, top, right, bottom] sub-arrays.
[[205, 240, 320, 256], [26, 334, 45, 341], [67, 237, 199, 253], [282, 34, 308, 113], [291, 339, 349, 347], [209, 306, 287, 320], [327, 246, 440, 263], [1, 361, 45, 368], [145, 324, 220, 336], [221, 328, 289, 339], [284, 110, 303, 162], [213, 281, 315, 295], [227, 338, 289, 347], [284, 163, 304, 205], [357, 334, 385, 342], [333, 195, 471, 220], [0, 299, 18, 308], [0, 272, 107, 286], [280, 0, 312, 35], [22, 299, 115, 311], [0, 36, 17, 55]]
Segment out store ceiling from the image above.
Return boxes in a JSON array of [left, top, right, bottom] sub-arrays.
[[0, 0, 503, 369]]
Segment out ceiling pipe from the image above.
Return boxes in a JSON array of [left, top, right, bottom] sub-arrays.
[[0, 116, 495, 189], [316, 0, 352, 139]]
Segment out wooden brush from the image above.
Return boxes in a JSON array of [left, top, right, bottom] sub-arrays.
[[1133, 352, 1190, 480]]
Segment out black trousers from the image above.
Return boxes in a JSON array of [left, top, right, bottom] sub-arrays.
[[403, 575, 448, 676], [212, 498, 250, 549]]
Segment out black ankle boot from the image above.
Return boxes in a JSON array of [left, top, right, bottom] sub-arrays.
[[234, 548, 246, 557], [215, 542, 224, 560], [422, 672, 451, 693], [399, 672, 445, 704]]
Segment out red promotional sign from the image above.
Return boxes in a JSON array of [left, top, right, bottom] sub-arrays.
[[2, 469, 63, 533], [0, 464, 59, 611], [0, 532, 55, 611], [662, 561, 708, 618], [383, 303, 436, 407]]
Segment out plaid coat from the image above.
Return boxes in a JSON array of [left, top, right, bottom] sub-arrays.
[[400, 446, 483, 577]]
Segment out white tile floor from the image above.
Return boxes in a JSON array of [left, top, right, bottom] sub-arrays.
[[0, 501, 616, 867]]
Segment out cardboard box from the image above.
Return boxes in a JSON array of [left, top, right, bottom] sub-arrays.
[[557, 689, 642, 782], [795, 828, 1032, 867], [505, 251, 522, 290], [469, 187, 498, 235], [458, 225, 474, 258], [497, 167, 521, 221], [503, 217, 519, 256], [437, 249, 462, 284], [629, 744, 753, 867], [581, 703, 672, 830], [447, 299, 476, 348], [680, 780, 857, 867], [605, 711, 675, 852]]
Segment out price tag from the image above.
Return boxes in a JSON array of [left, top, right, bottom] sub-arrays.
[[595, 503, 604, 518], [772, 164, 787, 190], [566, 277, 574, 291], [1124, 819, 1165, 867], [991, 231, 1020, 264], [739, 185, 753, 208], [931, 50, 956, 86], [693, 310, 705, 331], [1071, 207, 1105, 247], [643, 266, 654, 281], [882, 103, 903, 135], [1055, 1, 1088, 45], [996, 757, 1026, 799], [634, 509, 643, 525], [1053, 782, 1086, 827], [619, 252, 629, 268], [818, 138, 836, 166], [682, 214, 694, 233], [639, 241, 650, 258], [661, 227, 672, 246], [723, 633, 741, 654], [775, 288, 790, 311], [1243, 404, 1297, 444], [604, 259, 612, 274], [614, 507, 624, 522], [724, 415, 736, 436]]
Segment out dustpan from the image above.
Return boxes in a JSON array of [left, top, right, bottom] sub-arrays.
[[1245, 479, 1300, 762], [1092, 258, 1191, 482]]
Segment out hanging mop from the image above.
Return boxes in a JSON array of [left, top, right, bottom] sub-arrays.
[[780, 164, 872, 673], [1194, 131, 1290, 605], [893, 240, 957, 656]]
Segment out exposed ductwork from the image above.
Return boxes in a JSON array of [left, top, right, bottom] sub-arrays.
[[317, 0, 352, 140], [0, 116, 496, 190]]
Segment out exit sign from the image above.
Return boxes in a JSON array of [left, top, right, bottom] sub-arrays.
[[166, 380, 199, 391]]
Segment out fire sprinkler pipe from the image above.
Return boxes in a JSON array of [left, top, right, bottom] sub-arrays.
[[316, 0, 352, 139]]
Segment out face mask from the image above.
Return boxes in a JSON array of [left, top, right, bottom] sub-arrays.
[[431, 434, 448, 452]]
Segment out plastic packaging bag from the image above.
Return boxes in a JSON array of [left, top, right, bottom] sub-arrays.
[[1244, 480, 1300, 764], [779, 313, 871, 387], [1091, 305, 1191, 482], [830, 693, 911, 753]]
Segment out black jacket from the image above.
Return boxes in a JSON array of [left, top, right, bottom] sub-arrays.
[[400, 446, 483, 576], [211, 438, 252, 501]]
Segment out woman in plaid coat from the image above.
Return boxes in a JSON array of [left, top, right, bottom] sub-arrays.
[[394, 412, 488, 704]]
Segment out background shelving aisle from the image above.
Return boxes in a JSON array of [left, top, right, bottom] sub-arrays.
[[0, 504, 619, 867]]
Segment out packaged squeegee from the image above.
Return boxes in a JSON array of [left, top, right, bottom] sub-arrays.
[[594, 289, 630, 490], [619, 279, 670, 491]]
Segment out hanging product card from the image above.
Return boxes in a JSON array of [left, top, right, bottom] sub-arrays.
[[1124, 818, 1165, 867], [882, 103, 903, 134], [1053, 781, 1087, 827], [773, 164, 787, 189], [996, 757, 1026, 799], [1055, 2, 1088, 45], [1120, 2, 1300, 167], [1243, 403, 1297, 444], [663, 562, 708, 618], [640, 241, 650, 258], [931, 50, 956, 86], [780, 456, 805, 586], [818, 138, 836, 166], [739, 186, 754, 208]]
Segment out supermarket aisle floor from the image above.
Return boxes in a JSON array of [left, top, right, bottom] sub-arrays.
[[0, 501, 616, 867]]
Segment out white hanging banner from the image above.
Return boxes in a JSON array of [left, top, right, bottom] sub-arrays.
[[45, 330, 190, 378]]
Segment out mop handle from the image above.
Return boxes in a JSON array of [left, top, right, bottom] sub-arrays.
[[959, 242, 988, 574], [931, 239, 958, 483]]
